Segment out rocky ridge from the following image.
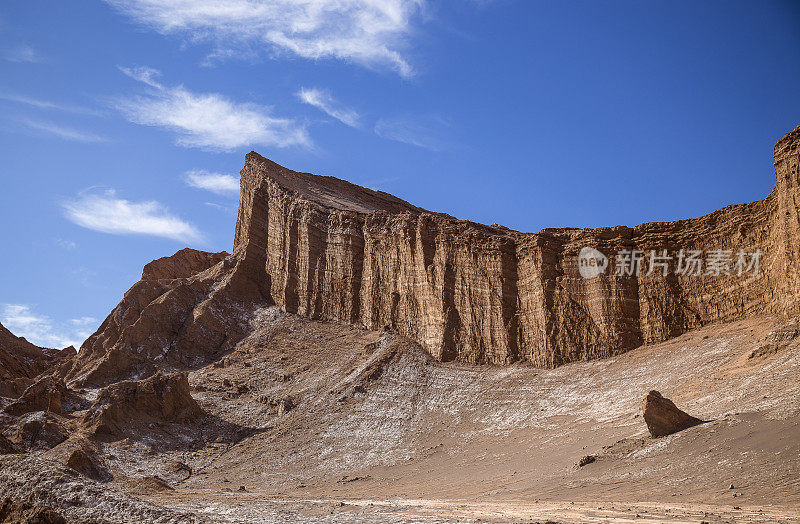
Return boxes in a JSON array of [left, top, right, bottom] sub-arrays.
[[229, 126, 800, 365], [50, 126, 800, 385]]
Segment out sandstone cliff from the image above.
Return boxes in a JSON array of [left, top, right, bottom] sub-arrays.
[[63, 127, 800, 384], [231, 127, 799, 366]]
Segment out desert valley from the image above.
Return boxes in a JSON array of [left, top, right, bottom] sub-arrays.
[[0, 127, 797, 523]]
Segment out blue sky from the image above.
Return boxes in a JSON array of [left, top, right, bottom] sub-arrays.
[[1, 0, 799, 348]]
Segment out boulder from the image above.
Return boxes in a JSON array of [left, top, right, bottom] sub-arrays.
[[641, 390, 701, 438], [4, 376, 68, 416], [65, 447, 111, 482], [10, 412, 68, 451], [82, 372, 204, 440]]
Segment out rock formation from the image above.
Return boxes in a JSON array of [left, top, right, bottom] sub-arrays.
[[59, 126, 800, 383], [641, 390, 702, 437], [230, 126, 800, 365], [0, 322, 74, 397], [4, 376, 69, 416], [82, 372, 204, 439], [61, 247, 268, 386]]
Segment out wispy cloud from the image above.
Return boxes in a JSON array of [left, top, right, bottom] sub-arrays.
[[374, 115, 451, 151], [104, 0, 423, 77], [0, 93, 103, 116], [3, 44, 40, 63], [55, 238, 77, 250], [204, 202, 235, 215], [118, 65, 163, 88], [21, 119, 109, 143], [185, 169, 240, 196], [114, 66, 310, 151], [62, 188, 204, 244], [297, 87, 360, 128], [1, 304, 96, 349], [70, 316, 97, 326]]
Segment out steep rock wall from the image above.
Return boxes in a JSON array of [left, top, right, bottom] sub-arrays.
[[233, 127, 799, 366]]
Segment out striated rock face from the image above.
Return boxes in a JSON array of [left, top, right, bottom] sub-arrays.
[[231, 127, 800, 365], [641, 390, 702, 438], [64, 126, 800, 382]]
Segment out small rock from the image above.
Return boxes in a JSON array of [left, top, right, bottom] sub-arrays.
[[66, 447, 112, 482], [641, 390, 702, 438]]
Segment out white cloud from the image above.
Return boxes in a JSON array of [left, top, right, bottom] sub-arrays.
[[1, 304, 95, 349], [185, 170, 240, 196], [3, 44, 40, 63], [62, 188, 204, 244], [115, 67, 310, 151], [118, 65, 163, 88], [70, 316, 98, 326], [297, 87, 360, 128], [104, 0, 423, 76], [55, 238, 77, 250], [374, 115, 450, 151], [21, 119, 108, 143], [0, 93, 102, 116]]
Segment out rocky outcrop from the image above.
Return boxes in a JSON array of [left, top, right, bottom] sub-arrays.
[[0, 323, 74, 397], [62, 247, 269, 386], [82, 372, 204, 439], [4, 376, 68, 416], [0, 435, 16, 455], [63, 126, 800, 382], [10, 412, 68, 451], [141, 248, 227, 281], [641, 390, 702, 437], [0, 455, 196, 522], [65, 446, 111, 482]]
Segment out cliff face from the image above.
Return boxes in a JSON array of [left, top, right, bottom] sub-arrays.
[[233, 127, 800, 366], [63, 127, 799, 385]]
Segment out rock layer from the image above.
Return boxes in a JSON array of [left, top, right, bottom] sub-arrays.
[[232, 127, 800, 365]]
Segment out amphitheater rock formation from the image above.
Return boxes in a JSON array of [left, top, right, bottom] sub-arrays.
[[230, 125, 800, 366], [60, 126, 800, 384]]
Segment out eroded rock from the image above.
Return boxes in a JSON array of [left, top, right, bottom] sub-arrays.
[[58, 125, 800, 388], [0, 322, 74, 398], [0, 435, 17, 455], [65, 446, 111, 482], [83, 372, 204, 439], [10, 412, 68, 451], [4, 376, 68, 416], [642, 390, 701, 438]]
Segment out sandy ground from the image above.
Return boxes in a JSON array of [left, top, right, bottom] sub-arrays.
[[87, 309, 799, 522]]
